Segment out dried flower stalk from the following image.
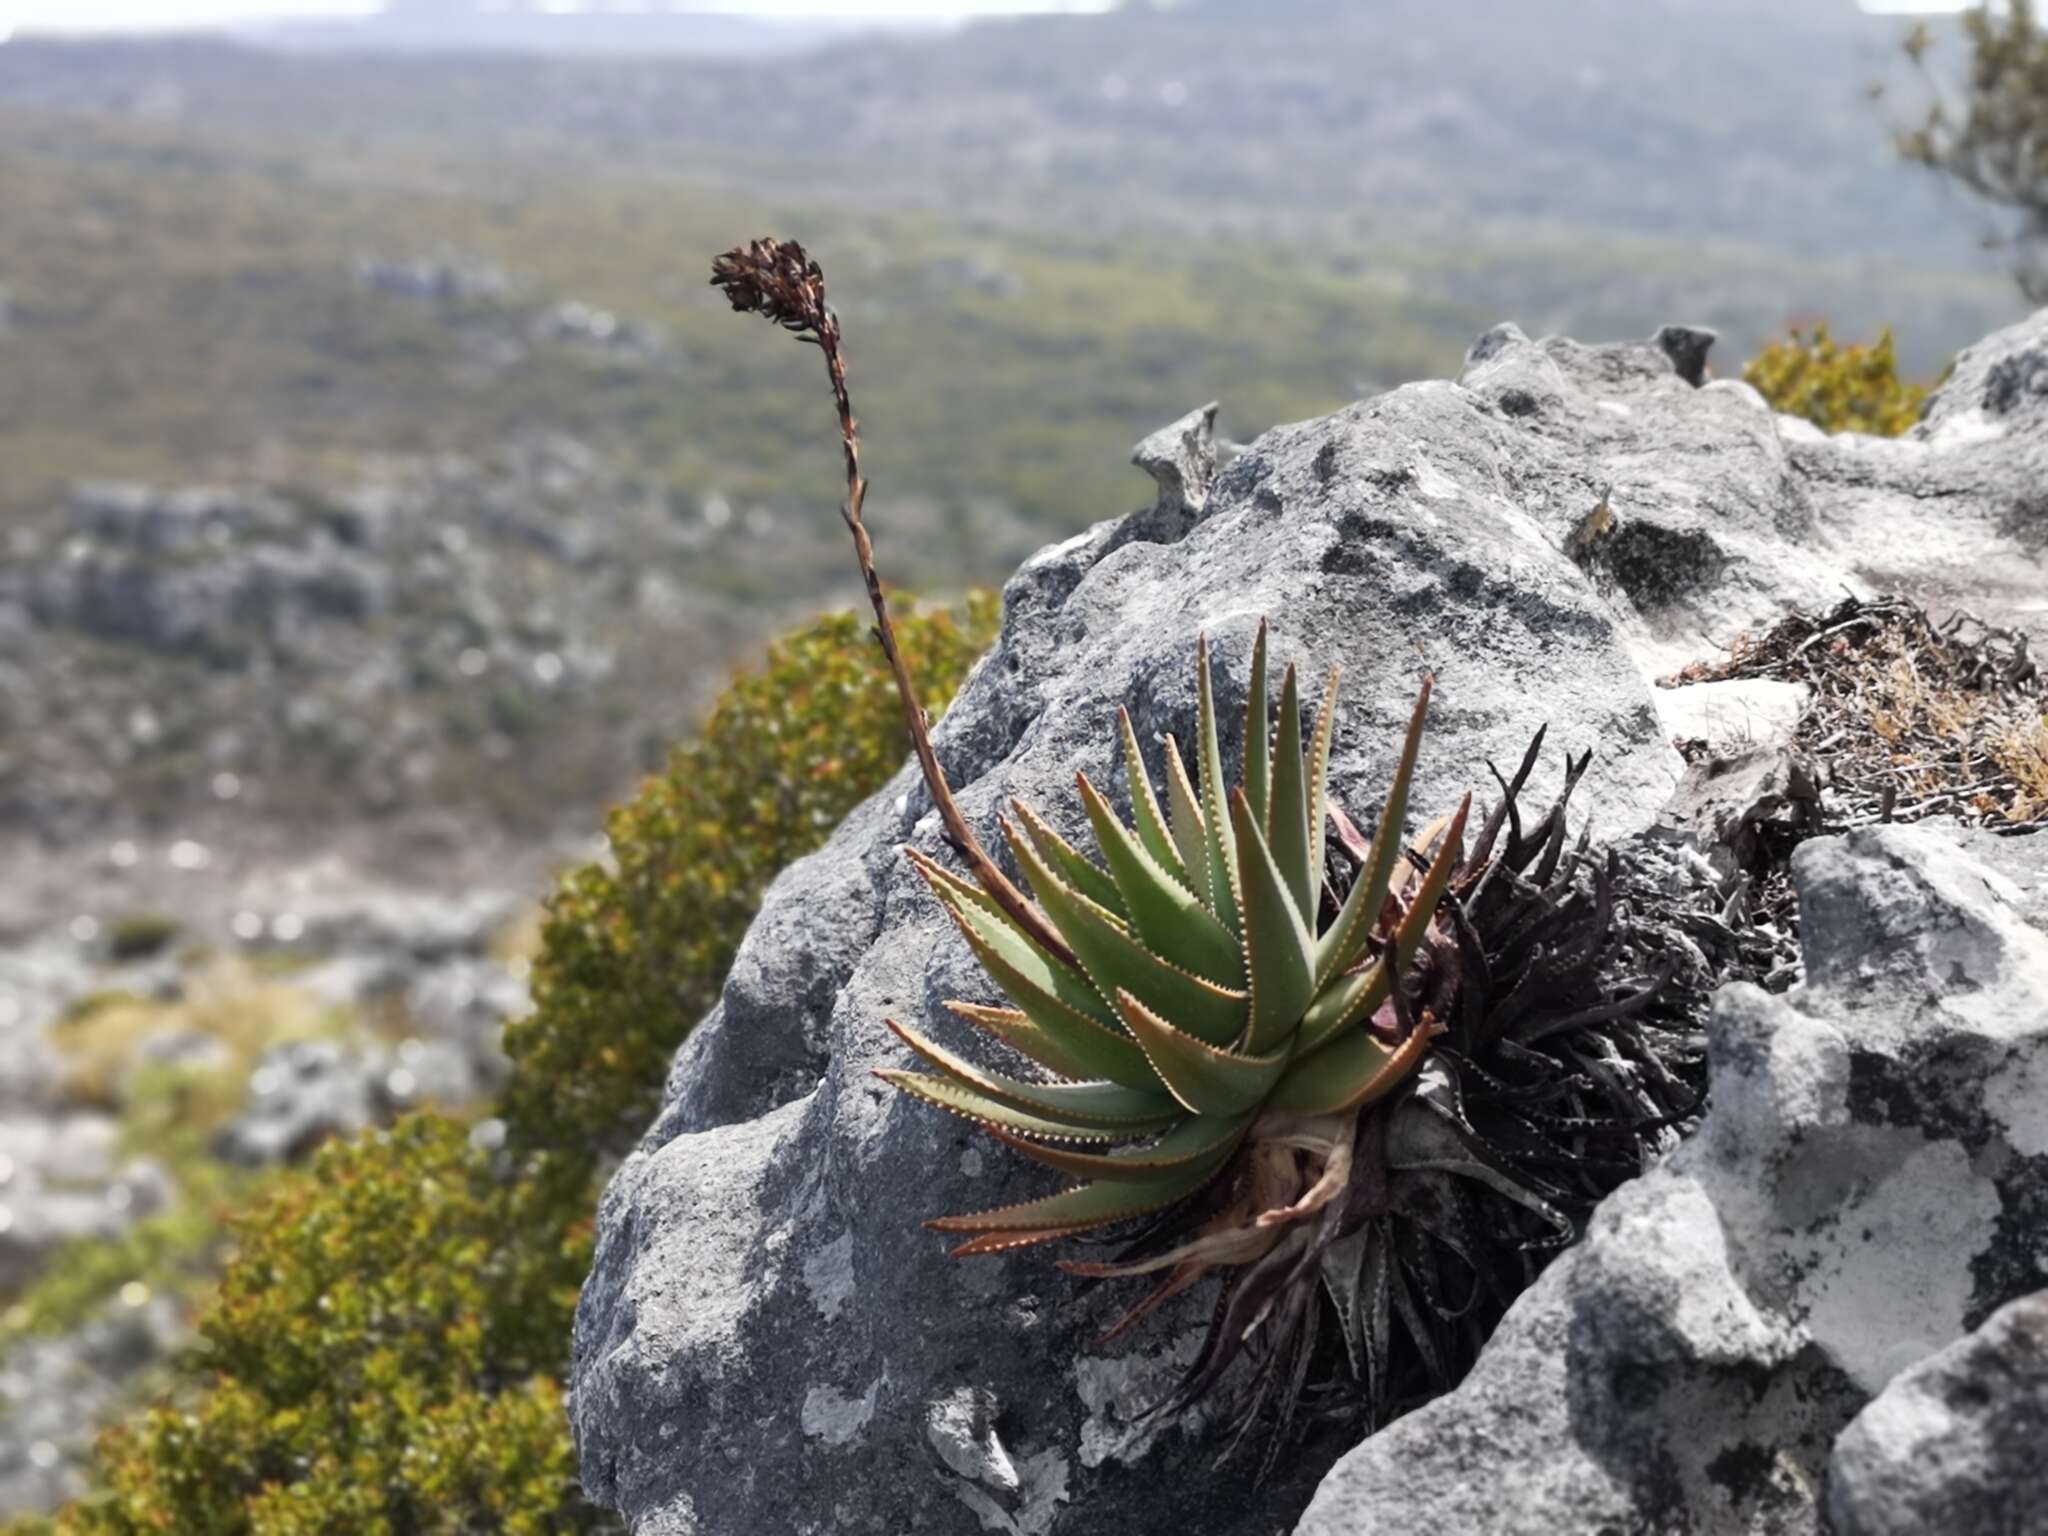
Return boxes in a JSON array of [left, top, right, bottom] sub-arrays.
[[710, 238, 1074, 963]]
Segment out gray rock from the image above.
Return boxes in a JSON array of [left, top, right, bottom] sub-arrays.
[[0, 1117, 171, 1293], [1293, 823, 2048, 1536], [1828, 1289, 2048, 1536], [1653, 323, 1718, 387], [67, 482, 291, 553], [403, 957, 524, 1086], [0, 1297, 183, 1517], [353, 251, 510, 304], [1787, 307, 2048, 639], [570, 333, 1794, 1535], [14, 532, 388, 656], [212, 1027, 494, 1168], [574, 312, 2048, 1536], [282, 886, 517, 964], [211, 1038, 380, 1167], [1657, 742, 1821, 880], [1652, 677, 1808, 759], [1454, 323, 1856, 674], [1128, 400, 1220, 534]]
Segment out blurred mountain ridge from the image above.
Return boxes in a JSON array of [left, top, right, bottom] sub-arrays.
[[0, 0, 1963, 263]]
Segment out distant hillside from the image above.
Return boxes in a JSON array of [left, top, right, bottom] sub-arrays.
[[0, 12, 2025, 848], [244, 1, 898, 57], [0, 0, 1983, 270]]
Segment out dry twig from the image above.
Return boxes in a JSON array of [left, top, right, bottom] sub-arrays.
[[1670, 594, 2048, 837]]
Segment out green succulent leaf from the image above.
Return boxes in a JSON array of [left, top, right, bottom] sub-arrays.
[[1004, 815, 1250, 1048], [1110, 987, 1294, 1116], [1315, 679, 1434, 989], [1298, 793, 1471, 1054], [990, 1110, 1251, 1182], [1077, 772, 1243, 988], [1163, 731, 1213, 909], [891, 620, 1470, 1282], [1268, 663, 1315, 923], [924, 1146, 1235, 1235], [1262, 1014, 1442, 1116], [887, 1019, 1181, 1128], [1306, 666, 1341, 913], [944, 1002, 1150, 1090], [1244, 621, 1271, 832], [1014, 801, 1128, 920], [1196, 635, 1244, 939], [1119, 707, 1190, 891], [1232, 787, 1319, 1055], [911, 849, 1122, 1033], [879, 1070, 1168, 1143]]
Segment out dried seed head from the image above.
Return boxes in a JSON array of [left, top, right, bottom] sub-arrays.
[[710, 237, 834, 341]]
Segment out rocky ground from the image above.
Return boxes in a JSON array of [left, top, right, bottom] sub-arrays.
[[0, 428, 733, 846], [0, 853, 546, 1513], [569, 311, 2048, 1534]]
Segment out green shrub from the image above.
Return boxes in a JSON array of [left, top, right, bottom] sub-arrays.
[[102, 913, 183, 963], [502, 590, 999, 1161], [1742, 324, 1928, 437], [18, 595, 999, 1534], [34, 1116, 599, 1536]]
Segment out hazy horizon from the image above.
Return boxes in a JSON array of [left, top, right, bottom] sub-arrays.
[[0, 0, 1984, 43]]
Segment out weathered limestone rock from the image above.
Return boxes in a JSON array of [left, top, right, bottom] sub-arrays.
[[1827, 1289, 2048, 1536], [1293, 824, 2048, 1535], [572, 312, 2048, 1534]]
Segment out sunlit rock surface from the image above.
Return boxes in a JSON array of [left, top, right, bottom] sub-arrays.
[[571, 314, 2048, 1534], [1294, 823, 2048, 1536]]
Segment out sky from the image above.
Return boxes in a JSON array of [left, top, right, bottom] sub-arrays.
[[0, 0, 1979, 40], [0, 0, 1115, 37]]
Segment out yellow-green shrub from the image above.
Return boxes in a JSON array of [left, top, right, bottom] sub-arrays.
[[34, 1116, 599, 1536], [502, 590, 998, 1160], [1742, 325, 1928, 437]]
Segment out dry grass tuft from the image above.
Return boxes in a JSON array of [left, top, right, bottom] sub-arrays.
[[1672, 595, 2045, 832]]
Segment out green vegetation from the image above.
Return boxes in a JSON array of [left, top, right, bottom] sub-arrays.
[[1896, 0, 2048, 300], [505, 591, 1000, 1158], [1742, 325, 1929, 436], [2, 962, 358, 1344], [11, 594, 997, 1534], [0, 106, 1469, 563], [21, 1117, 595, 1536]]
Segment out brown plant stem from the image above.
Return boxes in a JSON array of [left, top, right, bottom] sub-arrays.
[[711, 238, 1075, 963]]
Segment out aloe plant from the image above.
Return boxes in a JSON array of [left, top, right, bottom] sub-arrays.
[[884, 623, 1468, 1264]]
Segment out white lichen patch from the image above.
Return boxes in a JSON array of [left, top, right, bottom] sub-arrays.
[[800, 1378, 880, 1447], [1792, 1136, 2000, 1393], [800, 1231, 856, 1322], [1985, 1041, 2048, 1160], [1071, 1328, 1205, 1469]]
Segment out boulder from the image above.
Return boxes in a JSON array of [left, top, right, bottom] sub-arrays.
[[1827, 1288, 2048, 1536], [211, 1039, 381, 1168], [1787, 307, 2048, 641], [571, 315, 2048, 1535], [1293, 823, 2048, 1536], [0, 1118, 172, 1294], [212, 1033, 490, 1168]]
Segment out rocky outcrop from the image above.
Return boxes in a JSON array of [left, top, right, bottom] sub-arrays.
[[0, 872, 537, 1514], [1294, 822, 2048, 1535], [1828, 1288, 2048, 1536], [570, 314, 2048, 1534], [0, 1298, 183, 1514], [1787, 309, 2048, 642]]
